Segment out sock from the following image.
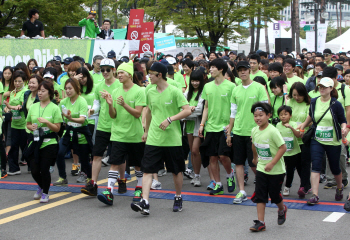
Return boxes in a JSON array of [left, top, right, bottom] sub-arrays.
[[135, 170, 143, 186], [227, 171, 233, 178], [259, 220, 265, 224], [240, 190, 246, 195], [195, 174, 200, 178], [143, 199, 149, 204], [217, 182, 222, 186], [175, 195, 181, 198], [108, 170, 119, 192]]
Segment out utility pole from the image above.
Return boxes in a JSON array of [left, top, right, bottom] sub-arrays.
[[315, 0, 318, 52], [98, 0, 103, 26]]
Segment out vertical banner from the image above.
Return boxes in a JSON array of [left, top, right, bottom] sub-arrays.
[[127, 9, 144, 54], [140, 22, 154, 55]]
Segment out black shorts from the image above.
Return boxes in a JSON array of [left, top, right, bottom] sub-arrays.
[[232, 134, 255, 167], [92, 130, 111, 157], [142, 145, 185, 175], [108, 141, 145, 167], [251, 171, 285, 204]]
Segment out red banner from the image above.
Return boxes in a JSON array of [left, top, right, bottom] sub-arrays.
[[139, 22, 154, 55], [127, 9, 144, 55]]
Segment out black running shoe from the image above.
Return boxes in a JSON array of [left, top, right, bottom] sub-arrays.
[[118, 179, 127, 194], [249, 220, 266, 232], [131, 199, 150, 215], [97, 188, 113, 205], [81, 181, 97, 196], [342, 179, 348, 188], [173, 196, 183, 212], [278, 205, 287, 225], [133, 187, 142, 202], [244, 173, 248, 185]]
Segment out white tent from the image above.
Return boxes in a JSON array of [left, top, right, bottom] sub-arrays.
[[325, 28, 350, 53]]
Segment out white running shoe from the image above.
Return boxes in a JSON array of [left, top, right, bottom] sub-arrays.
[[151, 179, 162, 190], [283, 187, 290, 196], [34, 187, 43, 200], [193, 176, 201, 187], [101, 156, 110, 166], [40, 193, 49, 203]]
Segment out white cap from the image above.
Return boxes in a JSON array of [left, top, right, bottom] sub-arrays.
[[43, 72, 54, 79], [100, 58, 115, 68], [166, 57, 176, 65], [318, 77, 334, 88]]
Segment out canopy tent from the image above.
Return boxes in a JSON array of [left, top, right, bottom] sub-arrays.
[[325, 28, 350, 53]]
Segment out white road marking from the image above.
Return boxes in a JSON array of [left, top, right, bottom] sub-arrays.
[[323, 212, 345, 222]]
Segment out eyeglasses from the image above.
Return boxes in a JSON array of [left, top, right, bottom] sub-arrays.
[[324, 53, 331, 56], [101, 68, 111, 73]]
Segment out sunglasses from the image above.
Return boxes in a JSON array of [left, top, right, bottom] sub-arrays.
[[101, 68, 111, 73]]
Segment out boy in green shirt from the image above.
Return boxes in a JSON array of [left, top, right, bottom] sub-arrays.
[[250, 102, 287, 232], [78, 11, 101, 38], [249, 54, 268, 82], [131, 62, 191, 215]]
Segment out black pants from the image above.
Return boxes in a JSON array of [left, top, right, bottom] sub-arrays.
[[30, 144, 58, 194], [8, 128, 27, 172], [284, 153, 302, 188], [0, 134, 7, 170], [300, 144, 311, 191]]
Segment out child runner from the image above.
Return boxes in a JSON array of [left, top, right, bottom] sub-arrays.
[[250, 102, 287, 232]]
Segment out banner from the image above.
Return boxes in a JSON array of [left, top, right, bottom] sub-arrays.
[[139, 22, 154, 54], [306, 24, 328, 52], [154, 35, 176, 51], [127, 9, 144, 54], [0, 39, 92, 70], [92, 40, 130, 60]]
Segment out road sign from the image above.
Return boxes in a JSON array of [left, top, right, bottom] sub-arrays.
[[273, 23, 281, 38], [303, 25, 315, 31]]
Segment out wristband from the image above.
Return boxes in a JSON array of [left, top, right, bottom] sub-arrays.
[[283, 93, 288, 96], [300, 129, 305, 132], [200, 124, 204, 127], [347, 125, 350, 129], [167, 117, 172, 124]]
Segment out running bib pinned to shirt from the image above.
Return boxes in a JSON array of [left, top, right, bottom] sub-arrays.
[[283, 137, 294, 151], [255, 143, 272, 160], [315, 126, 333, 141], [12, 109, 21, 120]]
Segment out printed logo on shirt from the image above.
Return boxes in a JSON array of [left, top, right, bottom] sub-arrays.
[[261, 139, 269, 143], [165, 100, 173, 104], [249, 95, 256, 99], [221, 93, 228, 97], [129, 100, 135, 103], [45, 116, 52, 119]]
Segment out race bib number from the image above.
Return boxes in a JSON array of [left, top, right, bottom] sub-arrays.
[[12, 109, 21, 120], [67, 122, 82, 127], [315, 126, 333, 141], [283, 137, 294, 151], [255, 143, 272, 160]]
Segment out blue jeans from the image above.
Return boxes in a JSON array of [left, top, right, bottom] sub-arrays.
[[310, 139, 341, 175]]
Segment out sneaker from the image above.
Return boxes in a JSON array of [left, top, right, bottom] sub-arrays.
[[278, 205, 287, 225], [101, 156, 110, 166], [324, 182, 337, 189], [209, 184, 224, 195], [193, 176, 201, 187], [71, 164, 80, 176], [319, 174, 326, 183], [7, 170, 21, 176], [151, 179, 162, 190], [52, 177, 68, 186], [207, 180, 216, 190], [1, 169, 8, 178], [283, 187, 290, 196], [254, 177, 256, 184], [133, 187, 142, 202], [307, 194, 319, 205], [19, 160, 27, 166], [335, 184, 344, 201], [81, 181, 98, 196], [233, 192, 248, 204], [158, 169, 167, 177], [190, 178, 195, 184], [244, 173, 248, 185], [342, 179, 348, 188], [40, 193, 49, 203], [97, 188, 114, 205], [125, 172, 131, 181], [183, 168, 194, 179], [34, 187, 43, 200], [344, 195, 350, 211], [49, 166, 54, 174], [76, 172, 87, 183], [118, 179, 127, 194], [227, 176, 236, 193], [131, 199, 150, 215], [249, 220, 266, 232], [173, 196, 183, 212], [297, 187, 306, 198]]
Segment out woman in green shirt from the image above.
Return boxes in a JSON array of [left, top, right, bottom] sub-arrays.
[[269, 77, 286, 126], [26, 81, 62, 203], [182, 58, 194, 91]]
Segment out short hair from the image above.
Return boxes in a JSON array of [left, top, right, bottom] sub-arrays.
[[315, 54, 325, 60], [269, 76, 286, 90], [322, 67, 338, 79], [68, 61, 82, 74], [209, 58, 228, 76], [268, 62, 283, 73], [276, 54, 285, 60], [251, 102, 272, 115], [237, 54, 247, 61], [43, 67, 58, 81], [283, 58, 296, 68], [253, 76, 267, 86], [182, 58, 194, 70], [249, 54, 261, 64], [277, 105, 292, 116], [209, 52, 218, 58], [76, 67, 94, 95], [13, 70, 27, 82], [259, 51, 267, 58], [103, 19, 111, 24], [288, 82, 310, 105], [302, 48, 307, 51], [28, 9, 39, 19], [299, 54, 305, 60], [184, 53, 194, 60], [64, 78, 81, 95], [345, 69, 350, 75], [198, 53, 206, 59], [29, 74, 44, 85], [93, 55, 104, 63], [315, 62, 327, 69], [39, 80, 55, 100]]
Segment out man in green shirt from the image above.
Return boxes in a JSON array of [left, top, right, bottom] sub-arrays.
[[78, 11, 101, 38], [167, 57, 186, 92], [249, 54, 268, 82], [283, 59, 305, 85], [323, 49, 335, 67], [89, 55, 104, 84], [131, 62, 191, 215]]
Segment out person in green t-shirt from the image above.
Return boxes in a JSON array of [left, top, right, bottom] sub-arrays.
[[42, 67, 63, 103], [89, 55, 105, 84], [267, 62, 284, 98], [249, 102, 287, 232], [78, 11, 101, 38], [26, 81, 62, 203], [60, 61, 82, 97], [167, 57, 186, 92], [97, 61, 146, 206], [227, 61, 269, 204], [283, 59, 305, 86], [131, 62, 191, 215], [5, 71, 28, 175], [182, 58, 194, 91], [198, 58, 236, 196], [81, 58, 121, 197], [249, 54, 268, 83], [269, 77, 286, 125], [323, 49, 335, 67], [276, 105, 302, 197]]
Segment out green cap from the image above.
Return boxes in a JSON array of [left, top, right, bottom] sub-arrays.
[[117, 60, 134, 77]]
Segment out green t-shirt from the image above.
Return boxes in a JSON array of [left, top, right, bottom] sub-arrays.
[[26, 102, 63, 149], [89, 70, 105, 85], [314, 98, 341, 146], [185, 91, 198, 134], [276, 121, 301, 156], [59, 96, 89, 144], [53, 82, 63, 99], [287, 75, 306, 86], [9, 88, 26, 129], [81, 85, 97, 125], [309, 90, 320, 98], [111, 84, 146, 142], [286, 98, 310, 145], [2, 84, 9, 115], [78, 18, 101, 38], [185, 75, 190, 91], [59, 75, 69, 91], [202, 80, 236, 132], [250, 70, 268, 82], [145, 79, 180, 93], [174, 72, 186, 88], [25, 93, 36, 133], [95, 80, 122, 132], [235, 78, 242, 85], [252, 124, 286, 175], [146, 84, 188, 146], [270, 95, 284, 120], [335, 83, 350, 110], [326, 61, 335, 67], [231, 81, 268, 136]]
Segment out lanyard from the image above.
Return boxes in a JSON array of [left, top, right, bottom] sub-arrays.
[[38, 102, 50, 127]]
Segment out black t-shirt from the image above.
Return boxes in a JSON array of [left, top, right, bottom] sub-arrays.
[[22, 20, 44, 38]]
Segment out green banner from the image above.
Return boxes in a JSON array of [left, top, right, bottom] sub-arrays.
[[0, 39, 92, 70]]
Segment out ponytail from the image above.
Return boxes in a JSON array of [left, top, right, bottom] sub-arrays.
[[330, 87, 338, 99]]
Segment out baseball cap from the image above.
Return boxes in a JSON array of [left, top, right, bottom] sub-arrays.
[[229, 51, 237, 55], [160, 59, 169, 66], [323, 48, 332, 54], [317, 71, 323, 77], [236, 61, 251, 70], [150, 62, 167, 77], [63, 57, 74, 65], [318, 77, 334, 87], [107, 50, 116, 59], [100, 58, 115, 68], [337, 74, 344, 82], [143, 51, 153, 58], [89, 10, 97, 15], [32, 66, 40, 73], [53, 56, 62, 63], [268, 54, 275, 59], [166, 57, 176, 65], [222, 56, 230, 60], [334, 64, 343, 71], [119, 56, 129, 63], [167, 65, 174, 75], [43, 72, 54, 79], [307, 64, 314, 70], [295, 60, 303, 68]]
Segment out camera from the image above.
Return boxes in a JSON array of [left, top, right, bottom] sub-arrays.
[[270, 117, 280, 125]]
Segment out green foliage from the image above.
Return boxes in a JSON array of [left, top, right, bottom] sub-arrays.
[[326, 26, 350, 42]]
